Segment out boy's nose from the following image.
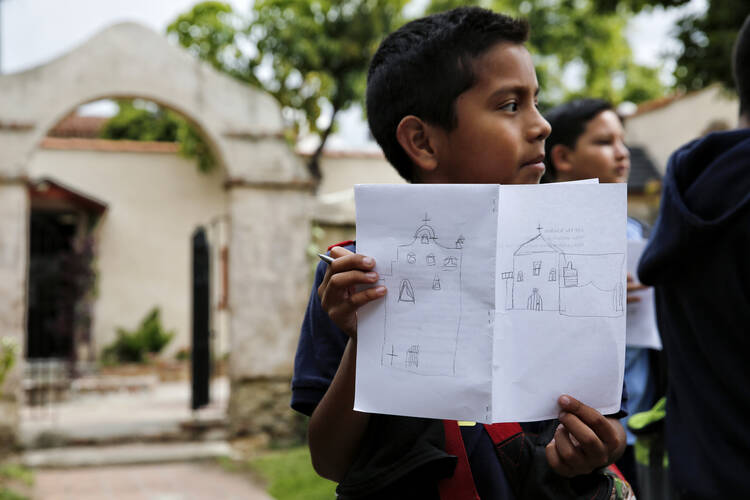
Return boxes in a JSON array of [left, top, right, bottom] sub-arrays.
[[615, 140, 630, 160], [528, 112, 551, 142]]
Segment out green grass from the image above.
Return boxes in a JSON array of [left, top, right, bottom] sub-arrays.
[[0, 464, 33, 500], [248, 446, 337, 500]]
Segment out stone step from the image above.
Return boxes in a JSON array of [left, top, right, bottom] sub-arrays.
[[21, 416, 228, 449], [22, 441, 237, 468]]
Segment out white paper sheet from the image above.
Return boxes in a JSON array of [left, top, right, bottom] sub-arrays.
[[625, 239, 662, 349], [493, 183, 626, 421], [354, 183, 627, 422], [355, 184, 497, 422]]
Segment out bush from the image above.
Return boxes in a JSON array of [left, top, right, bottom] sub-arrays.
[[101, 308, 174, 364]]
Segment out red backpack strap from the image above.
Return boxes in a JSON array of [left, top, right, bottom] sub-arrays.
[[438, 420, 480, 500], [483, 422, 523, 444], [484, 422, 525, 488], [327, 240, 355, 251]]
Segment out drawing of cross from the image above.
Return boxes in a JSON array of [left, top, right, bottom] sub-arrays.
[[385, 345, 399, 365], [537, 223, 543, 233], [422, 213, 431, 223]]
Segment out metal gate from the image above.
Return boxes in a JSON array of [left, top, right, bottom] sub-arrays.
[[191, 227, 211, 410]]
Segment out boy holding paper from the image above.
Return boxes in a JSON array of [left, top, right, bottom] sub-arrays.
[[292, 7, 627, 498]]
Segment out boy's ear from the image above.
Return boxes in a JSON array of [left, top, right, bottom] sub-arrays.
[[550, 144, 574, 177], [396, 115, 440, 174]]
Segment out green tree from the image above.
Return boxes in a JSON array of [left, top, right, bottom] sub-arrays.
[[100, 100, 216, 173], [672, 0, 750, 91], [168, 0, 408, 180], [428, 0, 672, 107]]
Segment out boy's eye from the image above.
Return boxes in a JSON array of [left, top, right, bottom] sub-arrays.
[[499, 102, 518, 112]]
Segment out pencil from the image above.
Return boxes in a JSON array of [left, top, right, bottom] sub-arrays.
[[317, 253, 335, 265]]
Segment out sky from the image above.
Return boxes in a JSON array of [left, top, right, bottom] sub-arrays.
[[0, 0, 707, 151]]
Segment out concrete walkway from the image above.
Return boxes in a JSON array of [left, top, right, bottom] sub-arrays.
[[33, 462, 274, 500], [20, 378, 228, 448]]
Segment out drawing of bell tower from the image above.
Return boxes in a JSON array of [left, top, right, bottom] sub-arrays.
[[381, 214, 463, 375]]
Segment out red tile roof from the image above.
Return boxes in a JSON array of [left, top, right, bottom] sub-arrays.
[[40, 137, 180, 153]]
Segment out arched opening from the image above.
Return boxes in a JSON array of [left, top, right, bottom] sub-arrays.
[[23, 96, 230, 443]]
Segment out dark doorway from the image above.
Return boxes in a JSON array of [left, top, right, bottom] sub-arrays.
[[26, 179, 105, 363], [27, 211, 79, 359], [26, 210, 98, 361]]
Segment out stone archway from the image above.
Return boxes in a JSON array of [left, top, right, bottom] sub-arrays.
[[0, 23, 313, 447]]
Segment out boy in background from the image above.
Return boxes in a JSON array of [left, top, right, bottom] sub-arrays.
[[292, 7, 627, 498], [541, 98, 660, 495], [638, 15, 750, 499]]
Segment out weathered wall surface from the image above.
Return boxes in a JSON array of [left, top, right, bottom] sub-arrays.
[[0, 184, 27, 450], [0, 22, 313, 443], [625, 85, 739, 174], [228, 187, 312, 379], [29, 146, 228, 357]]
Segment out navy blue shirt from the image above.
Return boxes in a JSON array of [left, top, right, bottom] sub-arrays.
[[293, 244, 626, 498]]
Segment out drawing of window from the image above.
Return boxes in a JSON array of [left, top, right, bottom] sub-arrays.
[[533, 261, 541, 276], [421, 234, 430, 244], [613, 282, 624, 311], [502, 271, 513, 279], [549, 269, 557, 281], [426, 254, 436, 266], [517, 271, 524, 282], [443, 256, 458, 268], [563, 261, 578, 287], [432, 275, 441, 290], [406, 345, 419, 368], [407, 252, 416, 264], [527, 288, 543, 311], [398, 279, 415, 303]]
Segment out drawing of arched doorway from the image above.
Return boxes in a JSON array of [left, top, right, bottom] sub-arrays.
[[527, 288, 543, 311], [398, 279, 416, 303]]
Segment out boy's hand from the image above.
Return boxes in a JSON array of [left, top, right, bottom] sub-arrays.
[[317, 246, 387, 339], [626, 272, 647, 304], [545, 395, 626, 478]]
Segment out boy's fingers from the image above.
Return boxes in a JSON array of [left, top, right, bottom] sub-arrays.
[[348, 286, 387, 308], [626, 273, 648, 293], [555, 424, 584, 464], [626, 295, 642, 304], [328, 270, 379, 291], [558, 395, 619, 446], [558, 412, 609, 466], [545, 436, 575, 478], [329, 248, 375, 273], [318, 247, 365, 289], [627, 282, 648, 293]]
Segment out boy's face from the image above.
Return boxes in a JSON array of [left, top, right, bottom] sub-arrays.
[[429, 42, 551, 185], [564, 110, 630, 184]]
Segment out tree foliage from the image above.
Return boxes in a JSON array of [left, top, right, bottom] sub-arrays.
[[100, 100, 216, 173], [672, 0, 750, 91], [168, 0, 408, 180], [429, 0, 671, 108]]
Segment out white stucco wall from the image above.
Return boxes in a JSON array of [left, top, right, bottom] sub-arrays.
[[314, 153, 404, 225], [625, 85, 739, 174], [28, 147, 228, 358], [0, 184, 27, 404]]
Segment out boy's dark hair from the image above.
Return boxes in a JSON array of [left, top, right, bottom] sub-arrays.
[[366, 7, 529, 182], [541, 98, 615, 182], [733, 15, 750, 119]]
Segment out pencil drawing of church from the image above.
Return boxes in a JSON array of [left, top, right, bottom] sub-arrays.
[[380, 215, 463, 375], [502, 226, 625, 318]]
